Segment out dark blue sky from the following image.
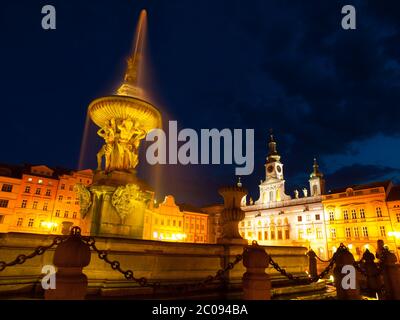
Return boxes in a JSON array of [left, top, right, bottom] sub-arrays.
[[1, 0, 400, 206]]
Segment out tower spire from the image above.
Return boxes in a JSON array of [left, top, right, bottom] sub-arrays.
[[267, 129, 281, 163], [117, 9, 147, 98], [310, 157, 323, 178]]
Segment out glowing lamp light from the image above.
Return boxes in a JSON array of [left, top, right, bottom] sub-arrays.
[[388, 231, 400, 239], [153, 231, 158, 239], [329, 275, 334, 282], [348, 244, 353, 250], [364, 244, 370, 250], [332, 246, 337, 253], [41, 221, 58, 229]]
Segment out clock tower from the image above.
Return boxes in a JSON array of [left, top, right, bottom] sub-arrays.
[[256, 131, 291, 204]]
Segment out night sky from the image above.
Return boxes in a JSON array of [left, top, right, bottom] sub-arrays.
[[1, 0, 400, 207]]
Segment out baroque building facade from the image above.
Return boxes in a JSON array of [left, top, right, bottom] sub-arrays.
[[234, 134, 400, 259], [239, 134, 329, 259]]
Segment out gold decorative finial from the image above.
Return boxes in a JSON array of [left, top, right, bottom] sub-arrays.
[[117, 9, 147, 97]]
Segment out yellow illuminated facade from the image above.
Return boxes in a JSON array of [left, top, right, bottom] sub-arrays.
[[322, 181, 399, 260], [0, 164, 92, 235], [144, 195, 208, 243]]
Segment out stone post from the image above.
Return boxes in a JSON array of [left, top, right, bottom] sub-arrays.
[[242, 241, 271, 300], [361, 249, 382, 298], [217, 182, 248, 245], [377, 240, 400, 300], [333, 246, 361, 300], [45, 227, 91, 300], [307, 249, 318, 279]]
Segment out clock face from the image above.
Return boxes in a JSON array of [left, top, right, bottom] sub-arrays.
[[267, 165, 274, 173], [277, 166, 282, 173]]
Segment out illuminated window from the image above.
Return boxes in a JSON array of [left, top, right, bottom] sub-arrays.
[[247, 232, 253, 238], [73, 212, 77, 219], [351, 209, 357, 219], [21, 200, 27, 208], [315, 214, 320, 221], [167, 219, 170, 226], [28, 178, 33, 182], [285, 229, 290, 239], [43, 202, 48, 211], [38, 179, 43, 184], [75, 201, 79, 205], [161, 219, 164, 226], [32, 201, 38, 209], [306, 215, 311, 221], [329, 212, 335, 221], [307, 228, 312, 236], [28, 218, 34, 227], [247, 221, 251, 226], [380, 226, 386, 237], [343, 210, 348, 220], [179, 221, 182, 227], [64, 211, 69, 218], [17, 218, 23, 226], [298, 230, 304, 240], [278, 230, 283, 240], [270, 230, 275, 240], [376, 207, 382, 218], [173, 220, 176, 227], [258, 231, 262, 241], [58, 195, 63, 201], [0, 199, 8, 208], [264, 231, 268, 240], [316, 228, 322, 239], [45, 189, 51, 196], [24, 186, 31, 193], [241, 232, 245, 238], [55, 210, 60, 217], [60, 184, 65, 190], [330, 228, 336, 239], [360, 208, 365, 219], [67, 197, 71, 204], [1, 184, 13, 192], [35, 188, 41, 195], [297, 216, 302, 222], [397, 213, 400, 223], [354, 227, 360, 238], [345, 227, 351, 238], [362, 227, 369, 238], [0, 215, 4, 224], [69, 185, 73, 191], [241, 221, 245, 227]]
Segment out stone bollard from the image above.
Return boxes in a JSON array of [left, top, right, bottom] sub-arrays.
[[361, 249, 382, 298], [307, 249, 318, 279], [333, 246, 361, 300], [45, 227, 91, 300], [242, 241, 271, 300], [378, 242, 400, 300]]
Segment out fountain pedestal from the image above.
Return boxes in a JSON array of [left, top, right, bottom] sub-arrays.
[[81, 171, 153, 239]]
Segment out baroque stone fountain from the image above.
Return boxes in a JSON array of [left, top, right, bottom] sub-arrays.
[[75, 10, 161, 238]]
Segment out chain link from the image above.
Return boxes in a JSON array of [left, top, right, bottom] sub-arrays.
[[83, 236, 243, 292], [269, 243, 346, 284], [0, 236, 65, 272]]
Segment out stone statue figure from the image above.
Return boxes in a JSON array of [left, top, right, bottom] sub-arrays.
[[74, 183, 92, 219], [96, 117, 148, 172], [302, 188, 308, 198], [294, 190, 299, 199], [96, 119, 116, 171]]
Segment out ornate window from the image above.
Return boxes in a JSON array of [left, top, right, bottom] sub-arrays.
[[376, 207, 382, 218]]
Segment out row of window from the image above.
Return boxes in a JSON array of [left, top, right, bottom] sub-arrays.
[[243, 229, 290, 241], [328, 207, 383, 221], [55, 210, 77, 219], [24, 186, 52, 196], [329, 226, 386, 239], [152, 217, 206, 231], [16, 217, 57, 231]]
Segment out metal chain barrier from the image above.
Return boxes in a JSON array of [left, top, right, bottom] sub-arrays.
[[82, 235, 243, 293], [269, 243, 347, 284], [0, 236, 65, 272]]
